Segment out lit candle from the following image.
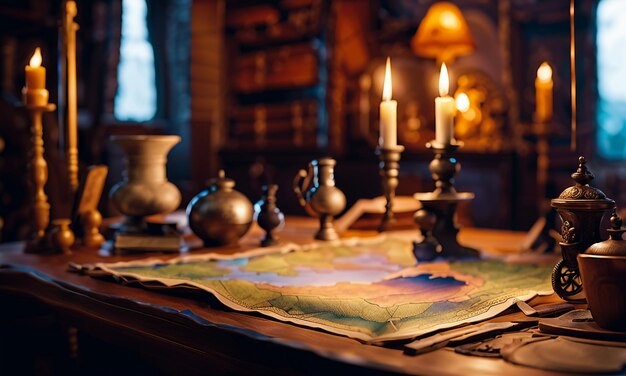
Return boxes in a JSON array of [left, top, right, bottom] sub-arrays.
[[379, 57, 397, 148], [23, 48, 49, 106], [535, 62, 553, 123], [435, 63, 454, 145]]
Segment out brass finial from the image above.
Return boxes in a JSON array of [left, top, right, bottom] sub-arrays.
[[608, 208, 626, 240], [610, 209, 622, 230], [571, 156, 594, 186]]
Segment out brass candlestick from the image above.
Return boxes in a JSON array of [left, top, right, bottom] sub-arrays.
[[375, 145, 404, 232], [412, 141, 479, 261], [25, 103, 56, 251]]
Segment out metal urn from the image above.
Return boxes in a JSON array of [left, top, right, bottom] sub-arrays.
[[293, 158, 346, 241], [550, 156, 615, 301], [187, 170, 254, 247]]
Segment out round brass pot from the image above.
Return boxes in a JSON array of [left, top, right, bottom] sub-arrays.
[[578, 253, 626, 331], [186, 172, 253, 247]]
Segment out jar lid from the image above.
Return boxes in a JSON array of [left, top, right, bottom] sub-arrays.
[[208, 170, 235, 191], [551, 156, 615, 210], [585, 210, 626, 256]]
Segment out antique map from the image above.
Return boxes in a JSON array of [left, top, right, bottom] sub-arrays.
[[87, 236, 553, 342]]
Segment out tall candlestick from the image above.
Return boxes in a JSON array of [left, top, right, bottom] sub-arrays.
[[22, 48, 56, 250], [379, 57, 397, 148], [23, 48, 49, 106], [66, 1, 80, 193], [535, 62, 553, 123], [435, 63, 454, 145]]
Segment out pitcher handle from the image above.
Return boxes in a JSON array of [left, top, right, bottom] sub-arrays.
[[293, 169, 309, 207]]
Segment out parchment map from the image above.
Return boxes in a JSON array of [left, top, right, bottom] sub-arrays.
[[87, 236, 553, 342]]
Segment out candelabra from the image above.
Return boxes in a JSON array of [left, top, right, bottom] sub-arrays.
[[412, 141, 479, 260], [375, 145, 404, 232], [25, 103, 56, 252]]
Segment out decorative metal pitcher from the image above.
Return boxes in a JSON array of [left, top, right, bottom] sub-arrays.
[[293, 158, 346, 241]]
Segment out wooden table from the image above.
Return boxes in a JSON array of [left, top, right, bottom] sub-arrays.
[[0, 218, 566, 375]]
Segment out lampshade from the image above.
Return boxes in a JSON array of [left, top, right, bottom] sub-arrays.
[[411, 2, 475, 63]]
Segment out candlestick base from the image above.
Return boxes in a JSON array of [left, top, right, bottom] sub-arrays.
[[412, 140, 479, 261], [375, 145, 405, 232]]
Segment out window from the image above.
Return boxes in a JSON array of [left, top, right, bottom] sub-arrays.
[[597, 0, 626, 159], [114, 0, 157, 122]]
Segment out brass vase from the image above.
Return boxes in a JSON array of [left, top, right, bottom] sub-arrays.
[[110, 135, 181, 233]]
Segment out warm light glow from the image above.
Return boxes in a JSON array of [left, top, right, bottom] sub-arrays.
[[456, 92, 470, 112], [440, 10, 460, 29], [29, 48, 42, 68], [411, 2, 475, 61], [382, 57, 392, 101], [537, 62, 552, 83], [439, 63, 449, 97]]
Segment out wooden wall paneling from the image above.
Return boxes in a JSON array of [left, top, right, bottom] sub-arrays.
[[191, 0, 225, 188]]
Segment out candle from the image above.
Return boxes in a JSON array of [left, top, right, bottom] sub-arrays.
[[535, 62, 553, 123], [435, 63, 454, 145], [23, 48, 49, 106], [379, 57, 397, 148]]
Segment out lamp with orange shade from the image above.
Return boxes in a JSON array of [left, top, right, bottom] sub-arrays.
[[412, 2, 475, 64]]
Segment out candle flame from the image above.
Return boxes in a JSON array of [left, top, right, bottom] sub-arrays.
[[439, 63, 449, 97], [382, 57, 392, 101], [29, 48, 42, 68], [537, 62, 552, 82], [456, 92, 470, 112]]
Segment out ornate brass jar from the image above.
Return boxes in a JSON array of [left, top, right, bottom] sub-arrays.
[[550, 157, 615, 300]]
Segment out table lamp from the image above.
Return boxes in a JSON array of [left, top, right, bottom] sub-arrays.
[[411, 1, 475, 64]]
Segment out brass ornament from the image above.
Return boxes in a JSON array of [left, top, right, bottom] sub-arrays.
[[49, 218, 75, 254], [80, 210, 105, 248]]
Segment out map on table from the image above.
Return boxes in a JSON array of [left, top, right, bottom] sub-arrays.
[[84, 236, 553, 342]]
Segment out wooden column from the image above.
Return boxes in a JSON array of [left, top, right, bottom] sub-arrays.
[[190, 0, 224, 188]]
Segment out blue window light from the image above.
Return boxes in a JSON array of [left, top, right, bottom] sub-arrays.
[[597, 0, 626, 159], [114, 0, 157, 122]]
